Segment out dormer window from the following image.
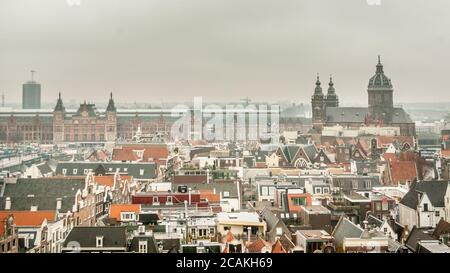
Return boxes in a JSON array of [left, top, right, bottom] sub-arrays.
[[96, 236, 103, 248], [138, 240, 148, 253]]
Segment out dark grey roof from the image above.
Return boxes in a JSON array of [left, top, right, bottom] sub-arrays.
[[282, 145, 300, 163], [302, 144, 318, 162], [261, 207, 281, 231], [130, 235, 158, 253], [0, 177, 85, 212], [400, 180, 448, 209], [331, 175, 381, 193], [326, 107, 413, 124], [55, 161, 156, 179], [355, 161, 379, 175], [366, 214, 383, 228], [405, 227, 435, 252], [138, 213, 160, 225], [63, 226, 127, 249], [254, 150, 270, 163], [37, 162, 53, 175], [332, 217, 363, 246], [326, 107, 368, 123]]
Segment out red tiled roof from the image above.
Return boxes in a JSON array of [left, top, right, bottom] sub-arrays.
[[246, 238, 271, 253], [441, 150, 450, 158], [93, 175, 115, 188], [112, 148, 139, 162], [376, 136, 414, 147], [225, 231, 235, 243], [0, 211, 56, 235], [389, 160, 417, 185], [109, 204, 141, 221], [199, 190, 221, 203], [271, 239, 287, 253]]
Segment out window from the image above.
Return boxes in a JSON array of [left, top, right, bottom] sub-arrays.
[[140, 169, 144, 176], [62, 168, 67, 175], [352, 180, 358, 190], [209, 228, 215, 236], [138, 241, 148, 253], [435, 211, 440, 217], [323, 188, 329, 194], [198, 228, 207, 237], [73, 169, 78, 175], [314, 187, 322, 194], [84, 169, 89, 174], [167, 196, 173, 204], [423, 203, 429, 212], [375, 202, 382, 211], [276, 227, 283, 236], [292, 197, 306, 206], [96, 236, 103, 248], [153, 196, 159, 204]]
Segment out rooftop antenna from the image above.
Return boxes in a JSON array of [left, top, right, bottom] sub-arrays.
[[31, 70, 36, 82]]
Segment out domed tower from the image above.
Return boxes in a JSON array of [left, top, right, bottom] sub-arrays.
[[311, 75, 326, 130], [53, 92, 66, 143], [368, 56, 394, 123], [325, 75, 339, 107], [105, 92, 117, 141]]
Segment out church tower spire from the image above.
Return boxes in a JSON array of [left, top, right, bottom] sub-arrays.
[[368, 55, 394, 123], [311, 74, 326, 131], [106, 92, 116, 112], [325, 75, 339, 107]]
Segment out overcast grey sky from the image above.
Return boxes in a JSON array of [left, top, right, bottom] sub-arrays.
[[0, 0, 449, 105]]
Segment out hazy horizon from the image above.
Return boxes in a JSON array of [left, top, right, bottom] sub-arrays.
[[1, 0, 450, 105]]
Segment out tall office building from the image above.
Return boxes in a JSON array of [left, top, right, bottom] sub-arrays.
[[22, 70, 41, 109]]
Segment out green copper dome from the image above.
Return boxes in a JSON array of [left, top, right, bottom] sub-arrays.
[[368, 56, 393, 90]]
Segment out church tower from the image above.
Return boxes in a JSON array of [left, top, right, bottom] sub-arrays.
[[368, 56, 394, 124], [311, 75, 326, 130], [105, 92, 117, 141], [53, 92, 66, 143], [325, 75, 339, 107]]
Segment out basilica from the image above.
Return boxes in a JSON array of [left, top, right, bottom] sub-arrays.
[[311, 57, 416, 136]]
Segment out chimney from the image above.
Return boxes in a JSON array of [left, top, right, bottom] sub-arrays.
[[138, 225, 146, 234], [5, 197, 11, 210], [188, 188, 192, 205]]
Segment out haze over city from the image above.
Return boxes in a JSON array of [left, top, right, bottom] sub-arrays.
[[1, 0, 450, 105]]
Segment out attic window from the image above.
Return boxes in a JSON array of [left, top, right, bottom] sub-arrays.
[[96, 236, 103, 248], [62, 169, 67, 175], [73, 169, 78, 175]]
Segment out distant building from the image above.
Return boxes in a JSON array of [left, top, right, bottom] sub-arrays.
[[311, 57, 416, 136], [22, 79, 41, 109]]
